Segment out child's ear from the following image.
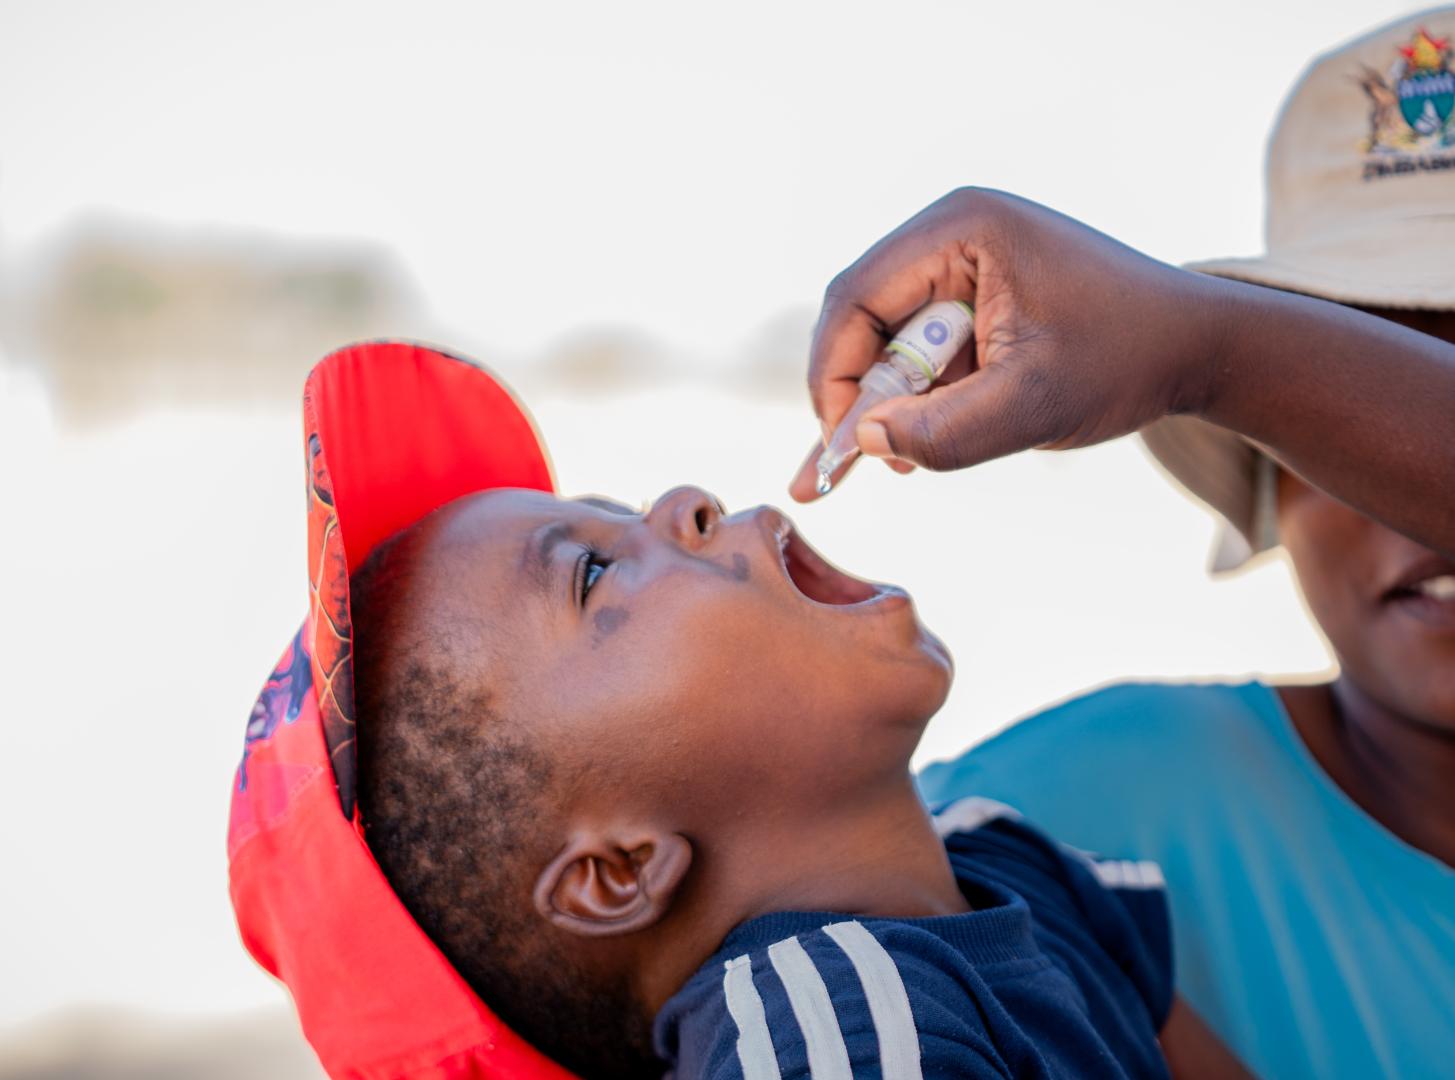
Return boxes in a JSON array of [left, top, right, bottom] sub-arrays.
[[532, 829, 692, 937]]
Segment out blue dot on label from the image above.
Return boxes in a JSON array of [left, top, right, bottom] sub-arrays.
[[924, 319, 949, 346]]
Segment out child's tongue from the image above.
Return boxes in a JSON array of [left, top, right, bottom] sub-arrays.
[[782, 530, 879, 606]]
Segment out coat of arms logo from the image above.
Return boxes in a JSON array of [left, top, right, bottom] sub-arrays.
[[1359, 27, 1454, 159]]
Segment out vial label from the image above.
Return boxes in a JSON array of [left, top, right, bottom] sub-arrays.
[[885, 301, 974, 389]]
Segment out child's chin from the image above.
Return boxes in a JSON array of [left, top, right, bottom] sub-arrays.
[[890, 650, 956, 736], [919, 625, 953, 676]]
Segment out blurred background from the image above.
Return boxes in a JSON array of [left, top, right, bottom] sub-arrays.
[[0, 1, 1416, 1074]]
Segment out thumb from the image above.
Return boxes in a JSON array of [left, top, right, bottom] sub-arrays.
[[856, 366, 1036, 472]]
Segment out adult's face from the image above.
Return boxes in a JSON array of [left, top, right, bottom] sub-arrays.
[[1276, 309, 1455, 732]]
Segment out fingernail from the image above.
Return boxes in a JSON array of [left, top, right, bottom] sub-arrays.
[[857, 420, 891, 459]]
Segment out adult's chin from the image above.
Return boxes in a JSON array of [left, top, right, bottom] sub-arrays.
[[1389, 677, 1455, 736]]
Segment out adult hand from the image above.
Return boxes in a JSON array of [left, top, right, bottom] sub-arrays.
[[788, 188, 1224, 502]]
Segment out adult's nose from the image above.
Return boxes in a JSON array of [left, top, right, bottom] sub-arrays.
[[646, 486, 725, 551]]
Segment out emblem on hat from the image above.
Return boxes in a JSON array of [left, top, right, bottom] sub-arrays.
[[1358, 26, 1455, 178]]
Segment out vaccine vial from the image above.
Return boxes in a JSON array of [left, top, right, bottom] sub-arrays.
[[815, 300, 975, 494]]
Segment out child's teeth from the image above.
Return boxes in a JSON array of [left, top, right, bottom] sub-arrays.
[[1416, 575, 1455, 600]]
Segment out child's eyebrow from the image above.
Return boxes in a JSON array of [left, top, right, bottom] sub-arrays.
[[522, 522, 574, 594], [576, 497, 636, 515]]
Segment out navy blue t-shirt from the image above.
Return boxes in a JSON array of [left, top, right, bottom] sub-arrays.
[[653, 798, 1172, 1078]]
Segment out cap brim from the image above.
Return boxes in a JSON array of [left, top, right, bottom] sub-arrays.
[[302, 341, 556, 816], [230, 342, 572, 1080]]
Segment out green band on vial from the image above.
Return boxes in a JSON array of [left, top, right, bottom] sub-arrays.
[[886, 341, 937, 383], [953, 300, 974, 318]]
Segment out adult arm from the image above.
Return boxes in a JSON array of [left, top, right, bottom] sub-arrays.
[[789, 188, 1455, 558], [1197, 279, 1453, 557], [1161, 996, 1256, 1079]]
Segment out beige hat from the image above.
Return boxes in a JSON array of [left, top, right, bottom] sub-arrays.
[[1141, 6, 1455, 571]]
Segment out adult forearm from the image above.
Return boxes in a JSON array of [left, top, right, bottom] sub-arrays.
[[1198, 278, 1455, 557]]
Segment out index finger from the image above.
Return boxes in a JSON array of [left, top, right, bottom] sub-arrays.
[[807, 195, 983, 430], [807, 294, 885, 434]]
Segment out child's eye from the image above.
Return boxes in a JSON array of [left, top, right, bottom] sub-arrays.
[[576, 549, 610, 605]]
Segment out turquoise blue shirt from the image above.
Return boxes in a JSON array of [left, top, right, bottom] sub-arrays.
[[917, 681, 1455, 1079]]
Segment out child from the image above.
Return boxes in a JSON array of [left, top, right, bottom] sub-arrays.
[[229, 343, 1236, 1078]]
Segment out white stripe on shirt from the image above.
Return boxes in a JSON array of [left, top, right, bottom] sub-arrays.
[[722, 954, 781, 1080], [825, 921, 924, 1080], [931, 796, 1020, 838], [1087, 857, 1166, 890], [767, 936, 852, 1080]]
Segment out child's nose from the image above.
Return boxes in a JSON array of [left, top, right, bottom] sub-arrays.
[[646, 486, 725, 550]]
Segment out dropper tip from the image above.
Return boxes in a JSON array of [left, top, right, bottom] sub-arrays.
[[815, 469, 833, 496]]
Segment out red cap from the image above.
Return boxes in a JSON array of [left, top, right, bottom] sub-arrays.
[[227, 342, 577, 1079]]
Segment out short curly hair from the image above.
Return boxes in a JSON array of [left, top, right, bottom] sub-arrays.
[[350, 523, 662, 1079]]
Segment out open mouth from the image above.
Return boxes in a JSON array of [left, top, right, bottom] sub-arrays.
[[1382, 555, 1455, 603], [777, 522, 883, 606], [1380, 557, 1455, 628], [1386, 575, 1455, 603]]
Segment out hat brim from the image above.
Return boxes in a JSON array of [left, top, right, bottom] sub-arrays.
[[1139, 414, 1280, 574], [1158, 212, 1455, 570], [1186, 212, 1455, 311]]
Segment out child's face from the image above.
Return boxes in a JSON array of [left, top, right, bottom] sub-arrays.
[[401, 484, 952, 816]]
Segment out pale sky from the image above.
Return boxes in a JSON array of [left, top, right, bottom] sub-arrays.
[[0, 0, 1423, 1034], [0, 0, 1419, 355]]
